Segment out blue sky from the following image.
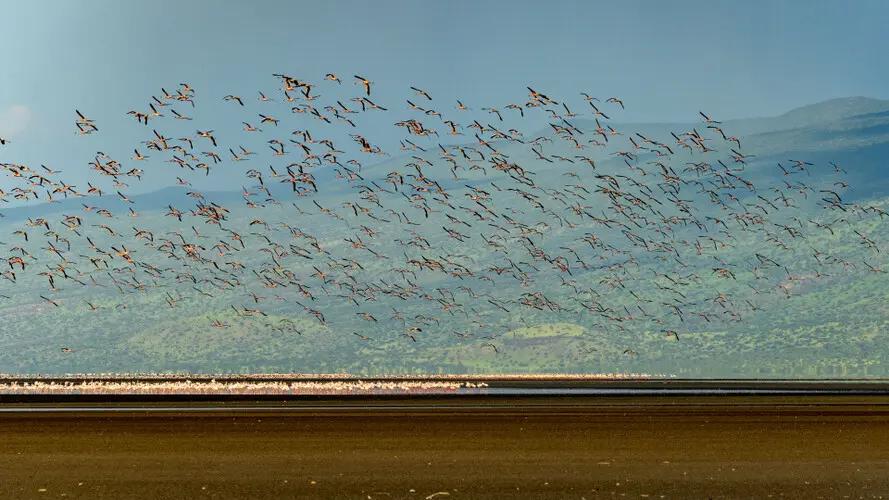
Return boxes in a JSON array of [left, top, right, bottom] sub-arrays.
[[0, 0, 887, 194]]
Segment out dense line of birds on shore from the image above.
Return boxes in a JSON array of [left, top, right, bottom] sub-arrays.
[[0, 72, 881, 358], [0, 379, 489, 396]]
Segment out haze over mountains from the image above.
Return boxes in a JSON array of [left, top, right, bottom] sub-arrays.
[[623, 96, 889, 136], [4, 96, 889, 221]]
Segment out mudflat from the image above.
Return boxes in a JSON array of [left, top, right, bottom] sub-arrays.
[[2, 396, 889, 499]]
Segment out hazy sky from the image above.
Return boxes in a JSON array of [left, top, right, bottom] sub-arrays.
[[0, 0, 887, 194]]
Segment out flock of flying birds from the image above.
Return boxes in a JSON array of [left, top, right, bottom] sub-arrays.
[[0, 72, 883, 359]]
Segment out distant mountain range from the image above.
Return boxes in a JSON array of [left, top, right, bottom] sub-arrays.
[[595, 96, 889, 138], [4, 96, 888, 220], [560, 96, 889, 201]]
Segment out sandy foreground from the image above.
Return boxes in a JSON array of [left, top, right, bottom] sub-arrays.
[[2, 396, 889, 499]]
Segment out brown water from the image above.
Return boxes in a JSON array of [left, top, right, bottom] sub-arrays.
[[2, 397, 889, 499]]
